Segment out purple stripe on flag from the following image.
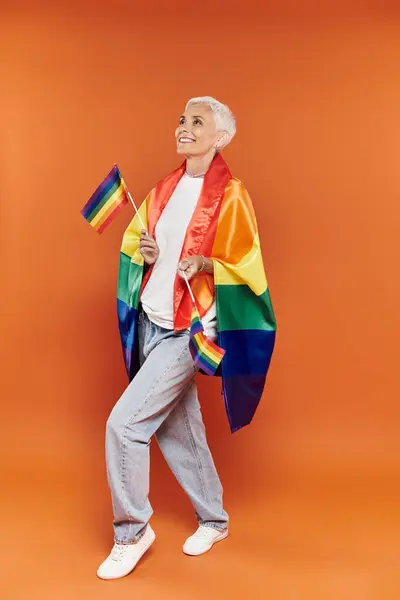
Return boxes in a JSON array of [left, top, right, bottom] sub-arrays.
[[81, 165, 120, 218], [190, 319, 204, 336], [192, 349, 218, 376]]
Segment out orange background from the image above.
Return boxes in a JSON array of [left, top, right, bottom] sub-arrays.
[[1, 1, 399, 598]]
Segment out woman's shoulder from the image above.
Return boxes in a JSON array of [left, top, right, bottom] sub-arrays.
[[224, 176, 253, 204], [226, 175, 251, 192]]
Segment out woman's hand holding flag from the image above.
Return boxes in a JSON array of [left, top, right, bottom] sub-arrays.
[[178, 256, 213, 280], [139, 230, 159, 265]]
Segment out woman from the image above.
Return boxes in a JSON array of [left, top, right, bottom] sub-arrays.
[[97, 96, 276, 580]]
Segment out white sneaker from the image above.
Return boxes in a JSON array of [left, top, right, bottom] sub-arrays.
[[183, 525, 228, 556], [97, 524, 155, 580]]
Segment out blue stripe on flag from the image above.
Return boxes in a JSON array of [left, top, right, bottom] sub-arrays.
[[81, 165, 121, 218], [217, 329, 275, 378]]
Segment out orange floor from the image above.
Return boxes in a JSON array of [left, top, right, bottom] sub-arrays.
[[2, 399, 398, 600]]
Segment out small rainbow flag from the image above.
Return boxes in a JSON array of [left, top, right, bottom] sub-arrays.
[[189, 305, 225, 376], [81, 164, 129, 233]]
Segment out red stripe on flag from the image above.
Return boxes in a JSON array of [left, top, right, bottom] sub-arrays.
[[97, 196, 128, 233]]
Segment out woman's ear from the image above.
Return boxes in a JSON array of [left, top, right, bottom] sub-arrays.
[[215, 131, 230, 150]]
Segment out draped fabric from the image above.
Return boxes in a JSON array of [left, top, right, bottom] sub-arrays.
[[117, 153, 276, 432]]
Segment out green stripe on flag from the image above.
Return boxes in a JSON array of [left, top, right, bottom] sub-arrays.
[[191, 336, 219, 369], [117, 252, 143, 308], [87, 179, 121, 222], [216, 285, 276, 332]]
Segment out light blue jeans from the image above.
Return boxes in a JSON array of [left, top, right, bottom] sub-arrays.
[[105, 309, 229, 544]]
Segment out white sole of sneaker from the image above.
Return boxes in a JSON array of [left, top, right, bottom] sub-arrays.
[[183, 529, 229, 557], [97, 529, 156, 580]]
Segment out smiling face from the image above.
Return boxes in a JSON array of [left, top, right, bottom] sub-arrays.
[[175, 104, 221, 157]]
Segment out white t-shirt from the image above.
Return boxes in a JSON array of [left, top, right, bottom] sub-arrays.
[[141, 173, 217, 339]]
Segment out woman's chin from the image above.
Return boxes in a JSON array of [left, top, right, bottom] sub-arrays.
[[176, 143, 197, 156]]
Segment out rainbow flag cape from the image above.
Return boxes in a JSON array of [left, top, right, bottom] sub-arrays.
[[189, 304, 225, 375], [81, 164, 129, 233], [117, 153, 276, 432]]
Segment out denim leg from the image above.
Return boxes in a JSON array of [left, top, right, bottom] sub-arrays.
[[105, 325, 196, 544], [155, 381, 229, 531]]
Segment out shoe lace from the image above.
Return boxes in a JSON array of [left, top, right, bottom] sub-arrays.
[[110, 543, 127, 561]]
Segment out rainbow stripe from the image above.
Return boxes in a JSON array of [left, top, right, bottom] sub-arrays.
[[189, 306, 225, 375], [117, 191, 150, 379], [81, 164, 128, 233], [213, 226, 276, 432], [115, 154, 276, 432]]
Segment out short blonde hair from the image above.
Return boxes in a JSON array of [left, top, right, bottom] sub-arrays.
[[185, 96, 236, 147]]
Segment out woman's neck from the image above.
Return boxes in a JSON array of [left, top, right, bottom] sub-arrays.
[[185, 150, 216, 177]]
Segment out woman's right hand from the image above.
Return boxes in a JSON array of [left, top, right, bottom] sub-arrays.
[[139, 230, 159, 265]]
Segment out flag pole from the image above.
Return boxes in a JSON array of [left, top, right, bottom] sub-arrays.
[[126, 189, 146, 232], [183, 272, 196, 305]]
